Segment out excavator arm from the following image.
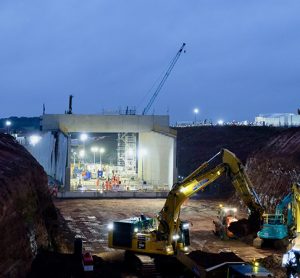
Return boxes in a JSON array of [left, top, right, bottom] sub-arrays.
[[108, 149, 264, 256], [157, 149, 264, 245]]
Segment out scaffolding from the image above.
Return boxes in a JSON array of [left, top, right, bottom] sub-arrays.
[[117, 133, 137, 176]]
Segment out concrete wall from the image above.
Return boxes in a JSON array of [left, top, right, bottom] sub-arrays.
[[42, 114, 170, 133], [25, 132, 68, 184], [138, 131, 176, 189]]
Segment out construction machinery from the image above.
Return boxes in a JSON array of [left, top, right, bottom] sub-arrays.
[[213, 205, 238, 239], [281, 183, 300, 277], [253, 191, 296, 249], [108, 148, 264, 257]]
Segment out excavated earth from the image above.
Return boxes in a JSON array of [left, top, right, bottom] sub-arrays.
[[52, 198, 286, 277], [0, 134, 73, 277], [247, 127, 300, 209]]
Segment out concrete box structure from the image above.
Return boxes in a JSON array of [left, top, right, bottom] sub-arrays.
[[41, 114, 177, 191]]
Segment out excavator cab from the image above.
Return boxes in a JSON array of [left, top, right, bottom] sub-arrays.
[[254, 213, 289, 249], [177, 221, 190, 252]]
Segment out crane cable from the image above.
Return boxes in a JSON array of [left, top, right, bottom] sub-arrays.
[[142, 43, 186, 115]]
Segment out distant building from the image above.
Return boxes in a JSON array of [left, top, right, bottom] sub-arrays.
[[255, 113, 300, 127]]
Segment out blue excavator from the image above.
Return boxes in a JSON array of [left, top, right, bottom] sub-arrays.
[[254, 193, 293, 249], [254, 183, 300, 250]]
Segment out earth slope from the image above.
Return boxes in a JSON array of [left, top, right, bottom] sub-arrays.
[[0, 134, 60, 277]]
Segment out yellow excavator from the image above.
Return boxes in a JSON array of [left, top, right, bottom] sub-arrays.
[[108, 149, 264, 256], [279, 183, 300, 277]]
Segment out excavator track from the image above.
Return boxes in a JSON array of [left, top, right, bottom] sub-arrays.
[[135, 254, 161, 277], [124, 252, 162, 277]]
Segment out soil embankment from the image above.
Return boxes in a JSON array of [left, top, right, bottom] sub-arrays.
[[176, 126, 283, 196], [0, 134, 72, 277], [246, 127, 300, 209]]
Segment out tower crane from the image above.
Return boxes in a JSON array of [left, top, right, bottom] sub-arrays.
[[142, 43, 186, 115]]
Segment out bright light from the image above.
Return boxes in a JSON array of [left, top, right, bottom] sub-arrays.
[[166, 246, 172, 253], [282, 253, 289, 267], [223, 207, 237, 213], [180, 187, 187, 193], [193, 108, 199, 114], [79, 150, 85, 158], [29, 135, 42, 146], [108, 223, 114, 230], [253, 261, 259, 267], [183, 246, 189, 252], [217, 120, 224, 125], [91, 146, 98, 153], [5, 120, 11, 127], [99, 147, 105, 154], [139, 148, 147, 157], [80, 133, 88, 142], [127, 148, 134, 156], [182, 223, 189, 230], [134, 227, 138, 233], [172, 234, 180, 240]]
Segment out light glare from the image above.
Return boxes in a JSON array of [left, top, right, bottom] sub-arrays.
[[80, 133, 88, 142], [79, 150, 85, 158], [139, 148, 147, 157], [29, 135, 42, 146], [91, 146, 98, 152], [182, 223, 189, 229], [172, 234, 180, 240]]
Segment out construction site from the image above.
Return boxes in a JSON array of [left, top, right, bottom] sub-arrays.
[[1, 116, 300, 277], [1, 2, 300, 277], [1, 51, 300, 277]]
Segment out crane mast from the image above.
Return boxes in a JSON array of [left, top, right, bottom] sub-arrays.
[[142, 43, 186, 115]]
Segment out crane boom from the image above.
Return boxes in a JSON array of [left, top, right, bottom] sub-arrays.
[[142, 43, 186, 115]]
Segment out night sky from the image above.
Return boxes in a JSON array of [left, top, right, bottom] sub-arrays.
[[0, 1, 299, 123]]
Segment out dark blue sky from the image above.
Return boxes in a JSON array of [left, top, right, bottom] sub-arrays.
[[0, 0, 299, 123]]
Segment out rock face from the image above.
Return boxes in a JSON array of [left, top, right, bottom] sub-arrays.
[[246, 127, 300, 210], [0, 134, 58, 277]]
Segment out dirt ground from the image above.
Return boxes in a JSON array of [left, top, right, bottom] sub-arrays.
[[54, 198, 279, 262]]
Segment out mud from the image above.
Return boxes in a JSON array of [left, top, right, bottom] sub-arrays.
[[27, 198, 287, 277], [54, 198, 279, 263]]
